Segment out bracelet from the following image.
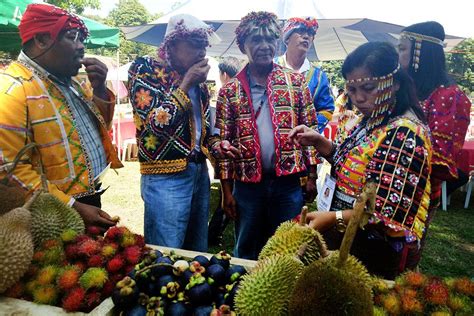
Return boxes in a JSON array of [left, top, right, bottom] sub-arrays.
[[322, 142, 337, 160]]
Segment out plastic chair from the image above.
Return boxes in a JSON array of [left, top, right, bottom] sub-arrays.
[[464, 175, 473, 209]]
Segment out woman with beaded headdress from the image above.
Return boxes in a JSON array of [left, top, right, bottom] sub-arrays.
[[289, 42, 432, 279], [398, 21, 471, 269]]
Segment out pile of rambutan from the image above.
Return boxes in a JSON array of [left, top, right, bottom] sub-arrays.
[[3, 226, 147, 312], [373, 271, 473, 315]]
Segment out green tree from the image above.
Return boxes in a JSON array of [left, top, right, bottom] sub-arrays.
[[105, 0, 161, 64], [322, 60, 344, 90], [44, 0, 100, 14], [446, 38, 474, 95]]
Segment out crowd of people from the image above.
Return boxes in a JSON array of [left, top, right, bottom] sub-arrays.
[[0, 3, 471, 280]]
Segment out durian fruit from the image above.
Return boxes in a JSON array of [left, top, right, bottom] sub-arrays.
[[30, 193, 85, 248], [259, 207, 328, 265], [0, 191, 39, 293], [288, 182, 377, 316], [289, 257, 374, 316], [234, 254, 304, 316], [0, 181, 26, 215]]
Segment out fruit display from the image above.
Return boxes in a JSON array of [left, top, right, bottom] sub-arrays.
[[112, 250, 246, 315], [3, 225, 146, 312], [258, 206, 328, 266], [0, 191, 39, 293], [373, 271, 474, 315]]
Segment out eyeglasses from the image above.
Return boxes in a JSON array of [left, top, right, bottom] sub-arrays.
[[63, 29, 87, 44]]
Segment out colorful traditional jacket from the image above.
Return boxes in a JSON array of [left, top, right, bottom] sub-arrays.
[[422, 85, 471, 181], [211, 63, 319, 182], [0, 60, 122, 205], [128, 56, 212, 175], [275, 55, 334, 132], [331, 114, 432, 241]]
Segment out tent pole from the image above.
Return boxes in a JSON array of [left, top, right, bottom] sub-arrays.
[[116, 50, 122, 160]]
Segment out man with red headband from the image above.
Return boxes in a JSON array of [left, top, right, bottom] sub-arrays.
[[0, 3, 122, 232], [276, 17, 334, 133]]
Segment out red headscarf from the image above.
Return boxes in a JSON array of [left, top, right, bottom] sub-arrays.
[[18, 3, 89, 45]]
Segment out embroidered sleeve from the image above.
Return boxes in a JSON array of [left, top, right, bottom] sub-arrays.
[[312, 69, 335, 133], [365, 126, 431, 240], [425, 86, 471, 180], [0, 74, 71, 204], [298, 79, 320, 166], [128, 57, 191, 136], [213, 85, 237, 180]]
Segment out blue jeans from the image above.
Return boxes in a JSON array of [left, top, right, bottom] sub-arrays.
[[141, 162, 210, 252], [233, 174, 304, 260]]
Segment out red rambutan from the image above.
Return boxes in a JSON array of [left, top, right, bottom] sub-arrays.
[[62, 287, 85, 312], [83, 291, 103, 312], [57, 266, 81, 290], [4, 281, 25, 298], [453, 277, 474, 296], [106, 255, 125, 274], [77, 239, 101, 257], [32, 251, 45, 263], [101, 280, 115, 298], [87, 255, 105, 267], [101, 243, 118, 258], [86, 226, 102, 236], [401, 271, 427, 288], [73, 261, 87, 272], [41, 238, 62, 249], [104, 226, 122, 241], [65, 244, 79, 260], [36, 265, 59, 285], [134, 234, 145, 248], [123, 246, 142, 265], [424, 280, 450, 305], [400, 293, 423, 313]]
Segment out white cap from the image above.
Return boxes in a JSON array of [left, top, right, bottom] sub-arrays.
[[165, 14, 221, 45]]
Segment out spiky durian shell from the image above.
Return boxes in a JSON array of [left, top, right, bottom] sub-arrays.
[[258, 220, 327, 265], [289, 256, 374, 316], [0, 207, 34, 293], [323, 251, 373, 288], [235, 254, 304, 316], [30, 193, 85, 248]]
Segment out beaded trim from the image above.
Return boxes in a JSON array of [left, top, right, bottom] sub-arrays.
[[346, 64, 400, 131], [400, 31, 445, 72]]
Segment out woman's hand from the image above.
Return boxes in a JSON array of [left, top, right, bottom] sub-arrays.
[[288, 125, 320, 146], [306, 211, 336, 232]]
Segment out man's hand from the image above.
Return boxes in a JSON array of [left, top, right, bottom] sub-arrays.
[[222, 191, 237, 220], [212, 140, 241, 159], [303, 177, 317, 203], [82, 57, 108, 97], [288, 124, 320, 146], [180, 59, 210, 93], [73, 201, 116, 233]]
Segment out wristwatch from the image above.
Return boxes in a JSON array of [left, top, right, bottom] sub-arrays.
[[335, 211, 347, 233]]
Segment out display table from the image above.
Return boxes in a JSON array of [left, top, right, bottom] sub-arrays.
[[0, 245, 257, 315]]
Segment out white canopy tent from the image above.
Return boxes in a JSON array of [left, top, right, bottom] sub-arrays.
[[121, 0, 465, 61]]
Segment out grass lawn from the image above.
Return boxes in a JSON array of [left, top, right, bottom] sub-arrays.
[[103, 161, 473, 278]]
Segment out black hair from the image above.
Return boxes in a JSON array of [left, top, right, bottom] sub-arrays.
[[401, 21, 453, 100], [341, 41, 425, 123], [218, 56, 241, 78]]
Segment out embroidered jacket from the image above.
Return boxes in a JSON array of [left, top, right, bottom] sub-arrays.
[[422, 85, 471, 181], [128, 56, 212, 174], [331, 114, 432, 241], [211, 63, 319, 182], [275, 55, 335, 132], [0, 60, 122, 205]]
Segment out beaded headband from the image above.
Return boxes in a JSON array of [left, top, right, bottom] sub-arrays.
[[235, 11, 281, 49], [399, 31, 445, 72], [346, 64, 400, 131]]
